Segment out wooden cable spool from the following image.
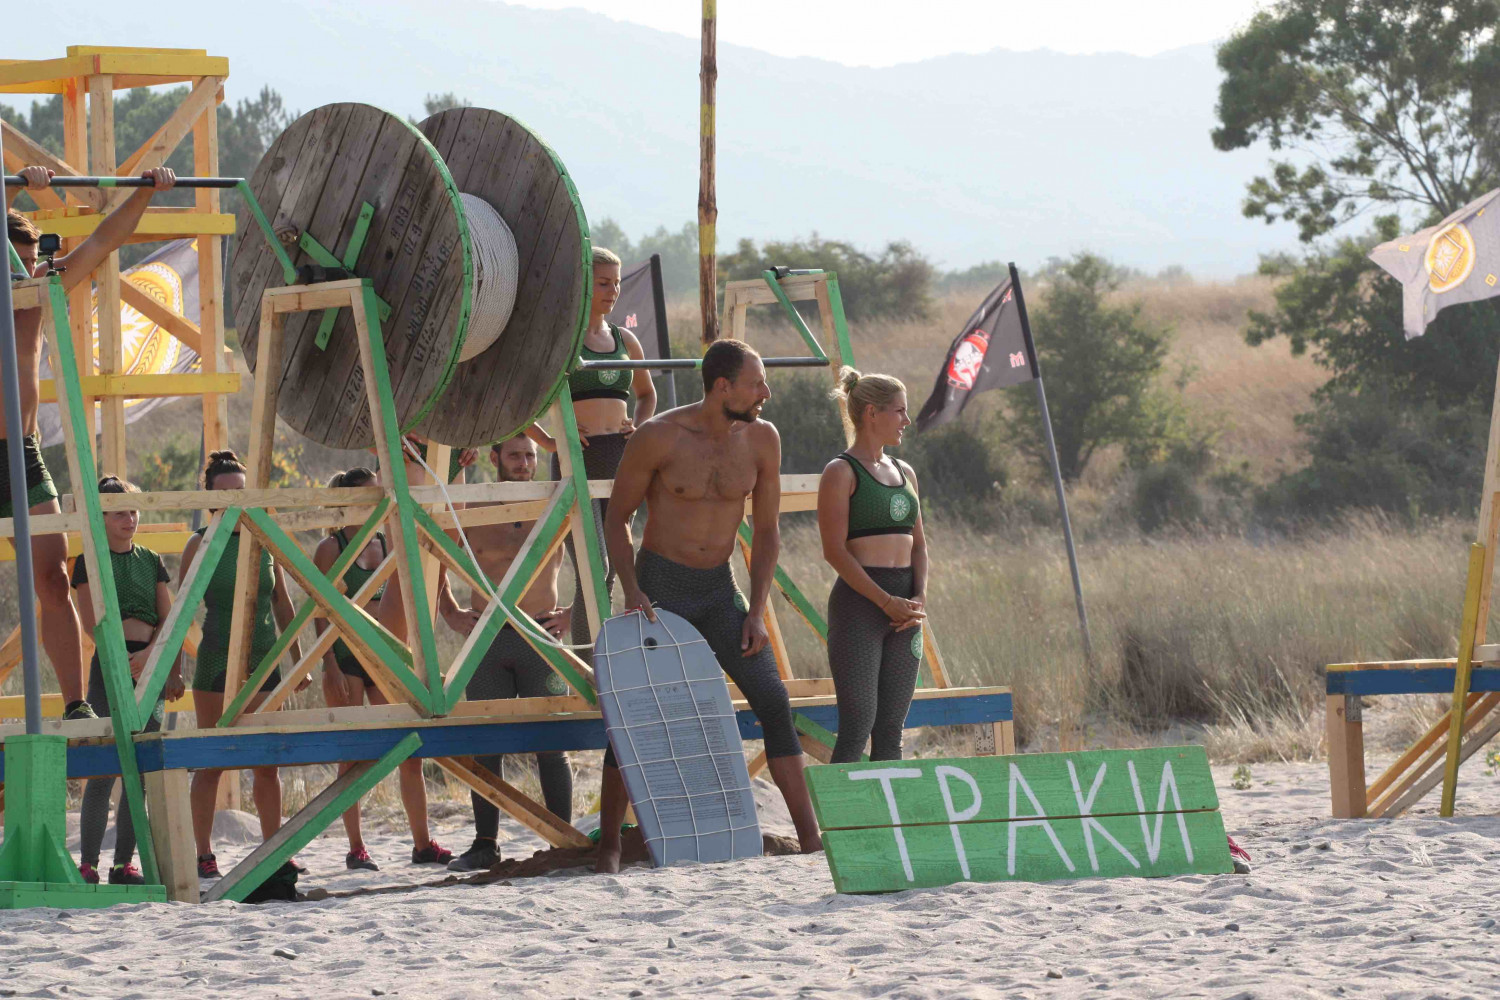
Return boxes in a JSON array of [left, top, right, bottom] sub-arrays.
[[231, 104, 590, 449]]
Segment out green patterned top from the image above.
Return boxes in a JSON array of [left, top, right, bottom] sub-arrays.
[[69, 544, 170, 625], [568, 323, 632, 402], [839, 453, 919, 540]]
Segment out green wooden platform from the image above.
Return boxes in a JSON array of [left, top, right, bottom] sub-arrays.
[[807, 746, 1234, 894]]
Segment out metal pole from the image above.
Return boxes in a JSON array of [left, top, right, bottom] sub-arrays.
[[0, 270, 44, 736], [1010, 263, 1094, 664], [698, 0, 719, 346]]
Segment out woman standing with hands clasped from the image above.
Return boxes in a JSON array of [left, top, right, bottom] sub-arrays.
[[818, 368, 928, 764]]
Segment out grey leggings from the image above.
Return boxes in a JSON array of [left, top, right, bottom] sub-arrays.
[[80, 641, 163, 869], [550, 432, 628, 650], [604, 549, 800, 766], [827, 567, 922, 763], [464, 624, 573, 834]]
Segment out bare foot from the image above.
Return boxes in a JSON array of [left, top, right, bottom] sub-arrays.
[[595, 841, 622, 874], [799, 833, 824, 855]]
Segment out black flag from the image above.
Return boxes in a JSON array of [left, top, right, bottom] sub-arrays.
[[607, 253, 671, 360], [914, 269, 1036, 431]]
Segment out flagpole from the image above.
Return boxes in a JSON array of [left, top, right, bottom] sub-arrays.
[[649, 253, 677, 409], [1010, 262, 1094, 665]]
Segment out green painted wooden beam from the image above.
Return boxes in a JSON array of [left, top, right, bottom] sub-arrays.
[[235, 180, 298, 285], [554, 383, 610, 624], [759, 269, 828, 362], [358, 283, 442, 699], [240, 508, 433, 713], [736, 521, 828, 639], [203, 732, 421, 903], [824, 274, 857, 369], [47, 280, 159, 884], [136, 508, 239, 716], [793, 712, 865, 762]]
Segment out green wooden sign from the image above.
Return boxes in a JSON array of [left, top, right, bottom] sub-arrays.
[[807, 746, 1233, 893]]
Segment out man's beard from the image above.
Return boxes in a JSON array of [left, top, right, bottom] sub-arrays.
[[723, 403, 757, 423], [498, 467, 535, 484]]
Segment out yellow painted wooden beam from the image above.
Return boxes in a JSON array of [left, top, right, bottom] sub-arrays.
[[0, 529, 194, 562], [36, 372, 241, 403], [0, 52, 228, 91], [31, 211, 235, 240]]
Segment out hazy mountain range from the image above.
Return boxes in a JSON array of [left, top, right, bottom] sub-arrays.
[[25, 1, 1297, 276]]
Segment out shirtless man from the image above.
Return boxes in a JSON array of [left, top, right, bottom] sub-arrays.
[[594, 339, 821, 873], [7, 165, 177, 718], [438, 434, 574, 872]]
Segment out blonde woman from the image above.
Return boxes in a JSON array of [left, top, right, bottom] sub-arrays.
[[817, 368, 928, 763], [525, 246, 657, 649]]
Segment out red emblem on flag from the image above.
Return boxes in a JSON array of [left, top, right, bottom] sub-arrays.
[[624, 314, 638, 328], [946, 329, 990, 390], [1009, 351, 1025, 368]]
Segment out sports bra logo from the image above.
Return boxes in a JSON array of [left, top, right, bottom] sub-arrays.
[[889, 492, 912, 522], [597, 368, 621, 385]]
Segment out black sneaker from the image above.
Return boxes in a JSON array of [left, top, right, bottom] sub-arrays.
[[447, 839, 499, 872], [346, 847, 379, 871], [63, 700, 98, 721], [108, 863, 145, 885], [411, 840, 453, 865]]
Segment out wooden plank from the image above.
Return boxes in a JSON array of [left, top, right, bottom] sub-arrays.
[[143, 769, 197, 903], [118, 278, 203, 354], [807, 747, 1219, 831], [16, 210, 235, 242], [0, 119, 102, 210], [1326, 694, 1366, 819], [722, 274, 826, 307], [204, 733, 421, 903], [1366, 692, 1489, 805], [115, 74, 220, 176], [434, 756, 589, 849], [192, 83, 230, 456], [36, 372, 239, 403], [89, 73, 127, 477], [1368, 694, 1500, 816], [552, 395, 606, 641], [223, 293, 282, 702], [1442, 542, 1490, 815], [823, 809, 1231, 893]]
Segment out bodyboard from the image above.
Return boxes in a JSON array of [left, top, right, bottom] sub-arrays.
[[594, 610, 762, 866]]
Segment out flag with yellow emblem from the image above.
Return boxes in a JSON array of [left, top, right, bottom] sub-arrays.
[[1370, 187, 1500, 338]]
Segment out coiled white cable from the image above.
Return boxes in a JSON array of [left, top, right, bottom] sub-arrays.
[[457, 193, 519, 363]]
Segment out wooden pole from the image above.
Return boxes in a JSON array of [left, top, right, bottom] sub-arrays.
[[698, 0, 718, 346]]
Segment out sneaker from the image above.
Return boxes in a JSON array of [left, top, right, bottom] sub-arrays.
[[446, 839, 498, 873], [1228, 836, 1252, 874], [292, 859, 309, 874], [79, 863, 100, 885], [63, 700, 98, 721], [108, 864, 144, 885], [346, 847, 379, 872], [197, 854, 222, 879], [411, 840, 453, 865]]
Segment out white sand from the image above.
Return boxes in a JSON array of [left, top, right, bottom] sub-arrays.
[[4, 760, 1500, 999]]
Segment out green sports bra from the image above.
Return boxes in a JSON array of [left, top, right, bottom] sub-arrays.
[[839, 453, 919, 539], [334, 528, 387, 602], [568, 324, 631, 402]]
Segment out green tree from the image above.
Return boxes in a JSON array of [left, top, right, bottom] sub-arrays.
[[420, 93, 471, 118], [718, 234, 934, 322], [1011, 253, 1186, 483], [1213, 0, 1500, 242]]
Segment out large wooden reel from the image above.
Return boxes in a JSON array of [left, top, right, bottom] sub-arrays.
[[231, 103, 590, 449]]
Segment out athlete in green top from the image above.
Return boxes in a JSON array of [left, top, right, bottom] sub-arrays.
[[178, 450, 304, 879], [314, 468, 450, 870], [8, 164, 179, 719], [70, 476, 183, 885], [818, 368, 928, 764], [523, 246, 657, 651]]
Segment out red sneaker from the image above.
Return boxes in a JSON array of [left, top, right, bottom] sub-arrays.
[[197, 854, 222, 879], [1227, 836, 1252, 873], [411, 840, 453, 865], [346, 847, 380, 871], [109, 864, 145, 885], [79, 863, 100, 885]]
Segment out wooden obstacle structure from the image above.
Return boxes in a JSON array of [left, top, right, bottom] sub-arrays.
[[1326, 350, 1500, 818], [1, 79, 1015, 905]]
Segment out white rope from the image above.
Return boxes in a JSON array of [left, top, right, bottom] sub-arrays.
[[458, 193, 519, 363]]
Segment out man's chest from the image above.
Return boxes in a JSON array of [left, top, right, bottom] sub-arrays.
[[656, 439, 758, 502]]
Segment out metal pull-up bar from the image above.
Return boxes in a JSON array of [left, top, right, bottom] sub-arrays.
[[4, 174, 242, 189], [576, 357, 830, 372]]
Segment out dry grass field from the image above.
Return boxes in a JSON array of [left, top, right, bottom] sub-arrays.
[[2, 276, 1480, 817]]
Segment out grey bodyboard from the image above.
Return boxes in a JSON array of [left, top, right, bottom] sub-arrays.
[[594, 609, 762, 866]]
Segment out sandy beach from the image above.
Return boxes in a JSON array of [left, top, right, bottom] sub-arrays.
[[1, 756, 1498, 999]]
